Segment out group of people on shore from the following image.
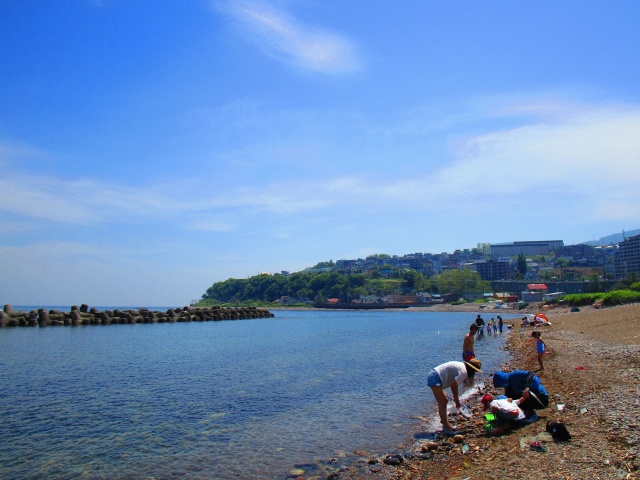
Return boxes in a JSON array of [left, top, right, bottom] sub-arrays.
[[471, 314, 504, 336], [427, 313, 549, 435]]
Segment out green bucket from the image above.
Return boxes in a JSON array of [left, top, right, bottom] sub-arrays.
[[484, 413, 496, 430]]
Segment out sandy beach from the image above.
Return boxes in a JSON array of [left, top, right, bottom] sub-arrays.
[[330, 303, 640, 480]]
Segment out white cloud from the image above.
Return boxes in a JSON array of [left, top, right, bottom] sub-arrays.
[[418, 104, 640, 221], [215, 102, 640, 225], [191, 218, 237, 232], [2, 101, 639, 235], [0, 167, 203, 225], [214, 0, 361, 74], [3, 99, 639, 305], [0, 172, 99, 224]]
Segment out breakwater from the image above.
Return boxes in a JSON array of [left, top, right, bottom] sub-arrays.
[[0, 304, 273, 327]]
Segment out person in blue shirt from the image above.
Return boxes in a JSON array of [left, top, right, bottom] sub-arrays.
[[492, 370, 549, 414]]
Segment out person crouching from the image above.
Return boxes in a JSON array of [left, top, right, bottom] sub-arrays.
[[481, 393, 527, 432]]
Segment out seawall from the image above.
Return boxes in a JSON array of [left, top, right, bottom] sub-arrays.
[[0, 304, 273, 327]]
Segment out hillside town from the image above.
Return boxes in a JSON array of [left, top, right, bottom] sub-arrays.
[[274, 235, 640, 306]]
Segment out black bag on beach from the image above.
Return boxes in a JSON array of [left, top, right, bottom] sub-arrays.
[[546, 420, 571, 441]]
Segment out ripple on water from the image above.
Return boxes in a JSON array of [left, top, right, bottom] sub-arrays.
[[0, 310, 515, 479]]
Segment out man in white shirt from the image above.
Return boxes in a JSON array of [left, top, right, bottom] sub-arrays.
[[427, 359, 482, 435]]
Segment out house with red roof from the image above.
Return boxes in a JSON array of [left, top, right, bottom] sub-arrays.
[[522, 283, 548, 302]]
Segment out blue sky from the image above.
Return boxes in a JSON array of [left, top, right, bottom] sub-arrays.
[[2, 1, 640, 307]]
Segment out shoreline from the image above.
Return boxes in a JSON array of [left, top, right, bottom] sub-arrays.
[[332, 303, 640, 479], [271, 302, 544, 315]]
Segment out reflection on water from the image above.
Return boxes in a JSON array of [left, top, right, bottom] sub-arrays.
[[0, 309, 515, 479]]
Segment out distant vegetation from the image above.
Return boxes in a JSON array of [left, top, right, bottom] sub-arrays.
[[197, 260, 640, 309], [560, 288, 640, 307], [199, 269, 490, 306]]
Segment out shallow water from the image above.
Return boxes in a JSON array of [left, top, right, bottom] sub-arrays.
[[0, 309, 516, 479]]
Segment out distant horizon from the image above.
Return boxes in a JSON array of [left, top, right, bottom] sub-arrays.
[[2, 2, 639, 306], [2, 226, 637, 308], [7, 305, 183, 310]]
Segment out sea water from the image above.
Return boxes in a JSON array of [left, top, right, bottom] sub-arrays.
[[0, 309, 516, 479]]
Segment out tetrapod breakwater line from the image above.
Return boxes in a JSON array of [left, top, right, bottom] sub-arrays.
[[0, 304, 274, 327]]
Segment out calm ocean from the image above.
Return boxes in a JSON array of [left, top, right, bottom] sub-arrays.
[[0, 308, 516, 479]]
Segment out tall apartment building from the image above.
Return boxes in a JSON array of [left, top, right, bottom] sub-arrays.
[[614, 234, 640, 278], [473, 259, 512, 281], [490, 240, 564, 258], [557, 243, 597, 262]]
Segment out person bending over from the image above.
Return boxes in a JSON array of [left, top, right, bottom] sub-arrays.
[[427, 359, 482, 435], [492, 370, 549, 414]]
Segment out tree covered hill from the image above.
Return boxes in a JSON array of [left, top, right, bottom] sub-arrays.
[[200, 228, 640, 305], [200, 269, 490, 305]]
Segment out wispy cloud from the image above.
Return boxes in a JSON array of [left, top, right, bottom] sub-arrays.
[[191, 218, 237, 232], [420, 104, 640, 219], [214, 0, 362, 74], [2, 100, 639, 234], [0, 170, 194, 225], [205, 101, 640, 225]]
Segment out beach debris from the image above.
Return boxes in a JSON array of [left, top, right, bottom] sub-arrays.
[[459, 405, 473, 418], [529, 441, 547, 452], [520, 432, 553, 450], [421, 441, 439, 452], [383, 454, 403, 465], [415, 452, 432, 460], [546, 421, 572, 441]]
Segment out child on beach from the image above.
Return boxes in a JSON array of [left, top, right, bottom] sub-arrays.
[[532, 331, 546, 370]]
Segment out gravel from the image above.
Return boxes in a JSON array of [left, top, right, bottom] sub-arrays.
[[331, 303, 640, 480]]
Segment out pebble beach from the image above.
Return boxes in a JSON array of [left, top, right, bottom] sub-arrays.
[[332, 302, 640, 480]]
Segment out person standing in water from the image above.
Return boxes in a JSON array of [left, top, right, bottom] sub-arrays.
[[462, 324, 478, 361], [475, 314, 485, 336]]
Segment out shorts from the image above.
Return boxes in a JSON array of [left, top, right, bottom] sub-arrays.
[[462, 351, 474, 361], [427, 369, 443, 387]]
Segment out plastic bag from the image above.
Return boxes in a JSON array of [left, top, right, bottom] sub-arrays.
[[458, 405, 473, 418]]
